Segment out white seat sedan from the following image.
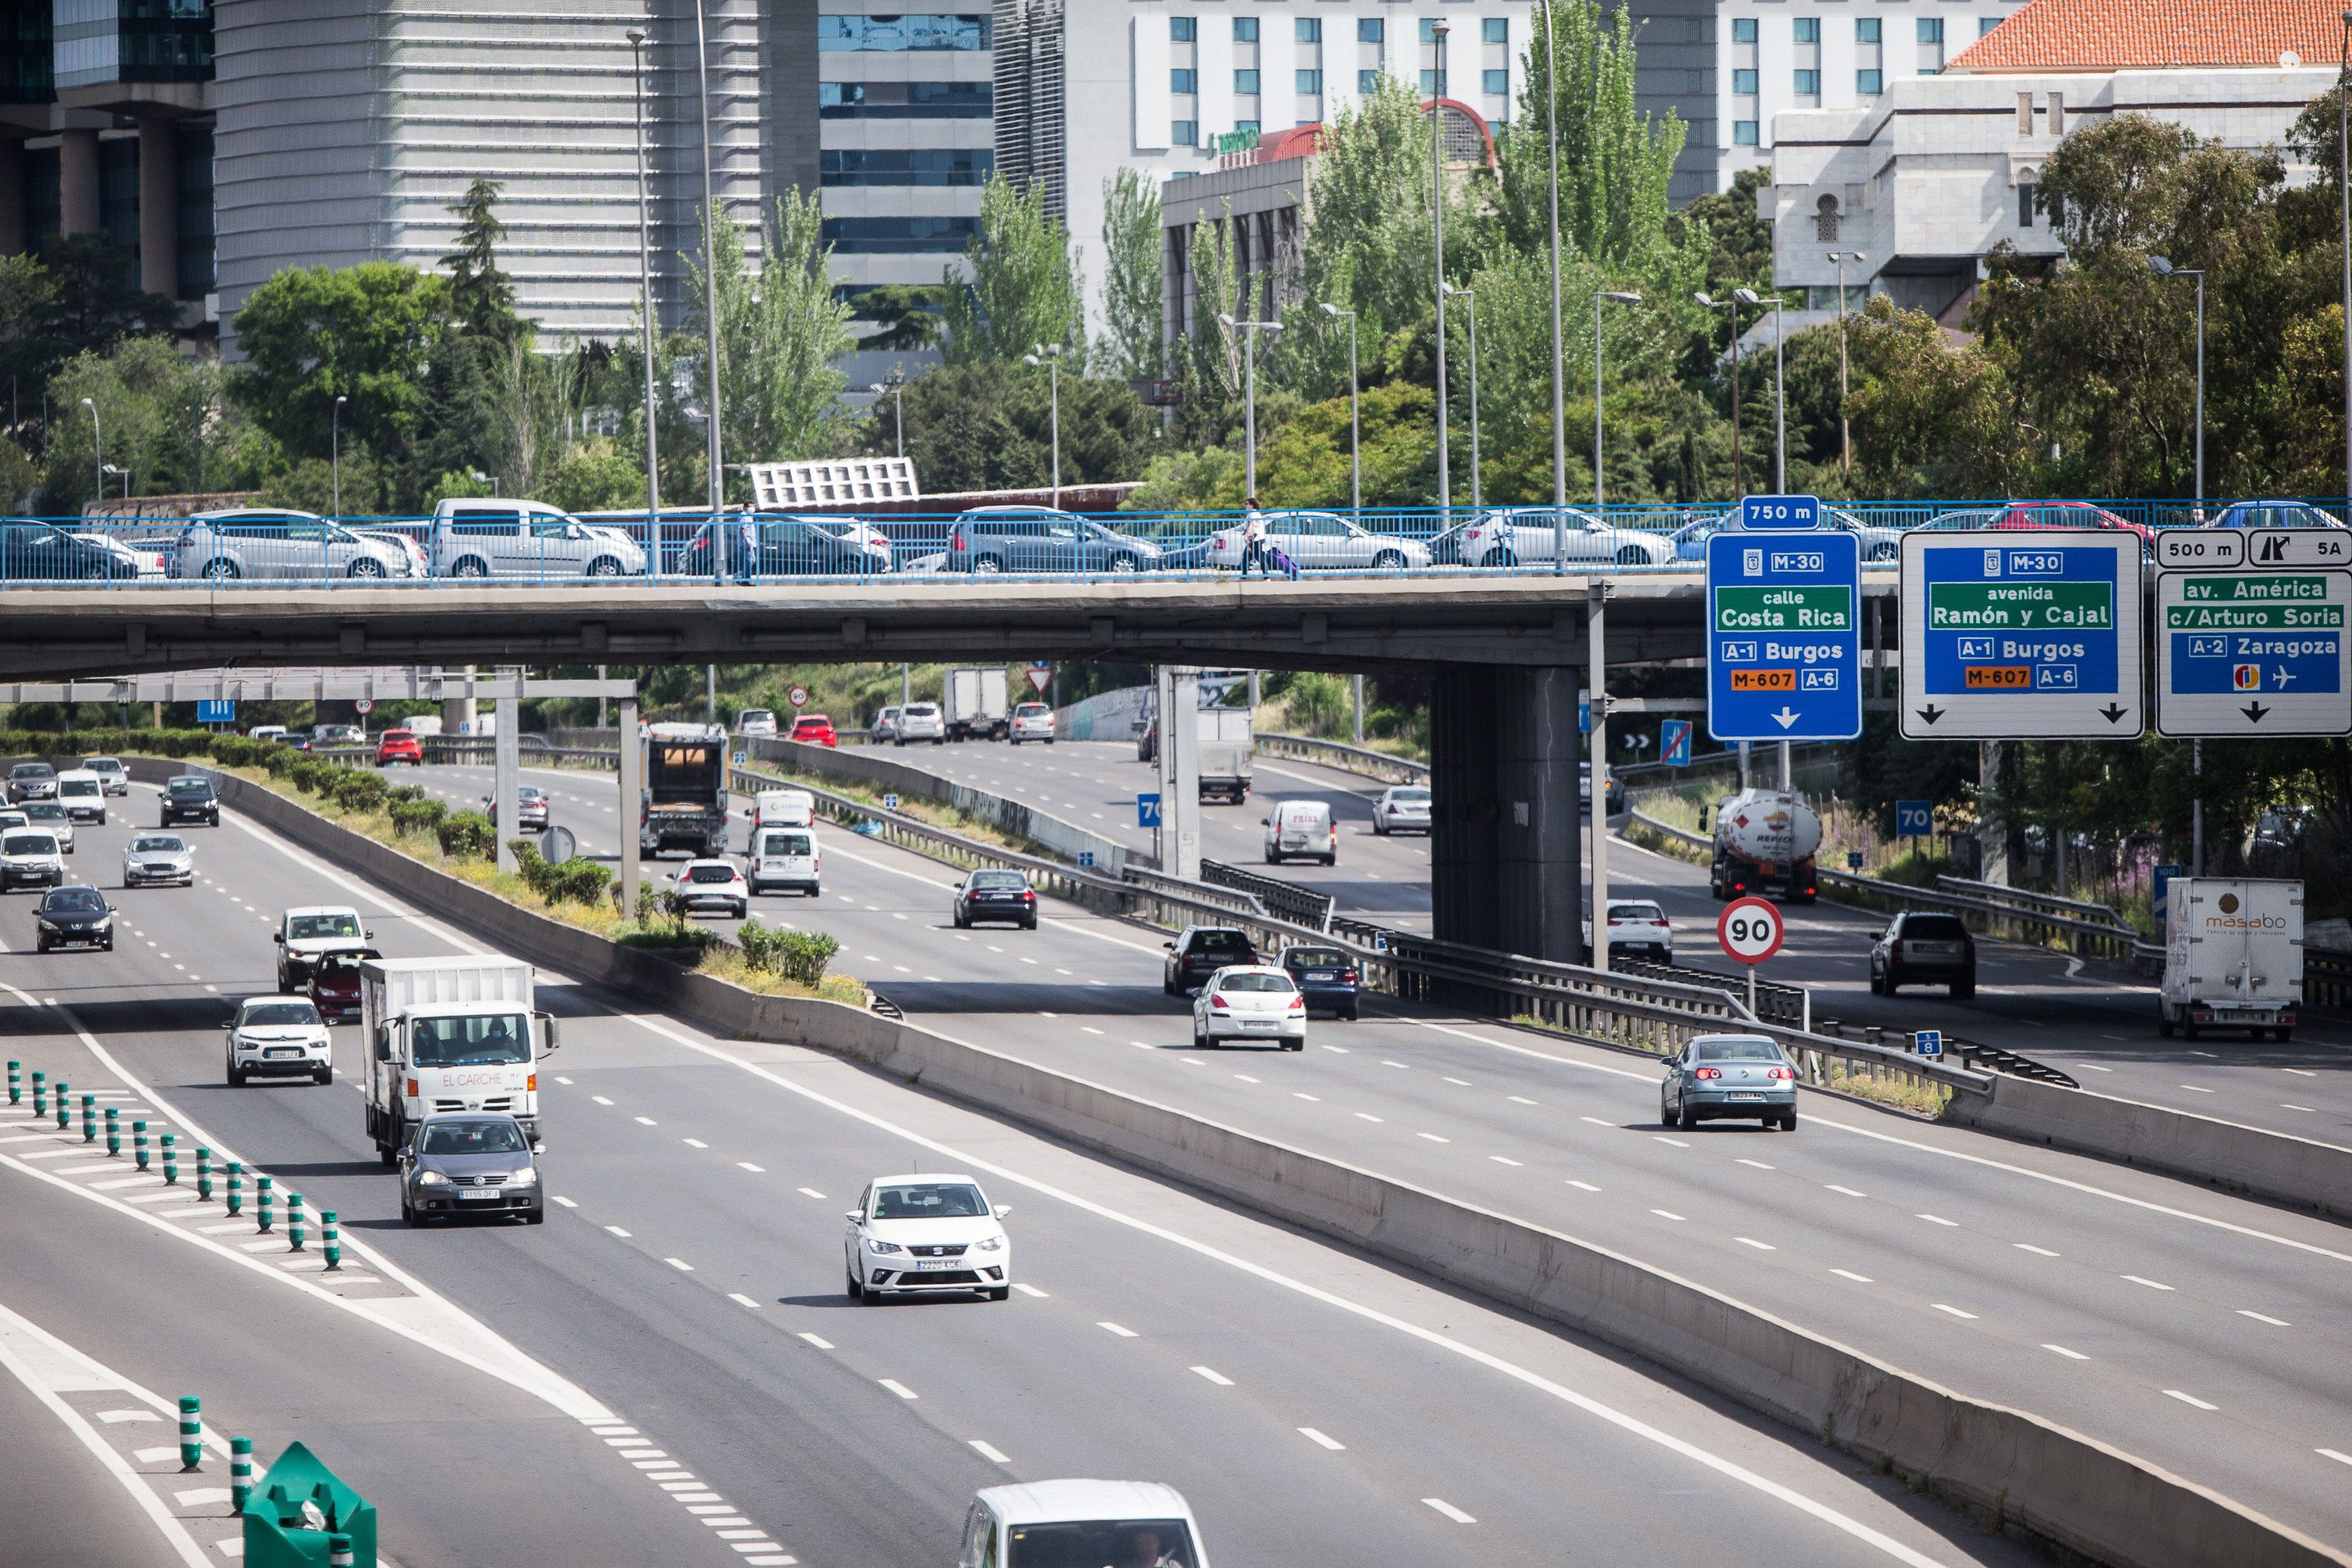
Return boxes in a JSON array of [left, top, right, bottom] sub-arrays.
[[669, 858, 750, 919], [844, 1173, 1012, 1302], [122, 832, 194, 887], [1203, 510, 1429, 572], [1192, 964, 1307, 1051], [1457, 506, 1671, 570]]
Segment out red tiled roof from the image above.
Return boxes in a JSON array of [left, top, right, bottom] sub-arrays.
[[1950, 0, 2344, 72]]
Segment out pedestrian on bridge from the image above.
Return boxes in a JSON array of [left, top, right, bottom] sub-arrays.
[[1240, 498, 1270, 579]]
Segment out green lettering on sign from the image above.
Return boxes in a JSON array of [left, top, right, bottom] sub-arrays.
[[1928, 580, 2113, 631], [1214, 125, 1262, 154], [1712, 585, 1853, 632]]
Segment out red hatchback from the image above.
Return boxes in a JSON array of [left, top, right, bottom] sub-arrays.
[[1990, 500, 2154, 555], [375, 729, 423, 767], [790, 713, 838, 748], [307, 946, 381, 1023]]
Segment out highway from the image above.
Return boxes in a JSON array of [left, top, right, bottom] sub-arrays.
[[0, 779, 2024, 1568], [377, 759, 2352, 1550]]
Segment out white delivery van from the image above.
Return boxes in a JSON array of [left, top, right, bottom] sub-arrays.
[[750, 827, 821, 896], [2160, 877, 2303, 1041], [960, 1480, 1209, 1568], [361, 956, 557, 1161], [754, 789, 817, 829], [1263, 799, 1336, 866]]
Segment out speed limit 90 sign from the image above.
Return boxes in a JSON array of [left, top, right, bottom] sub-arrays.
[[1716, 896, 1786, 965]]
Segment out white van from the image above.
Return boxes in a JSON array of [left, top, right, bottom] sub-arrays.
[[750, 827, 821, 896], [753, 789, 816, 829], [960, 1480, 1208, 1568], [56, 769, 107, 826], [1262, 799, 1336, 866]]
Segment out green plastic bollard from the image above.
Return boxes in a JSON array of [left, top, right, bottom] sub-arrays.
[[197, 1146, 212, 1202], [321, 1210, 340, 1272], [178, 1396, 201, 1472], [132, 1120, 149, 1171], [229, 1437, 252, 1510], [5, 1058, 16, 1105], [255, 1174, 273, 1233], [31, 1069, 45, 1119], [225, 1161, 243, 1218], [81, 1094, 95, 1142], [162, 1132, 179, 1185], [329, 1534, 354, 1568], [53, 1079, 67, 1130], [286, 1192, 305, 1252], [104, 1106, 120, 1156]]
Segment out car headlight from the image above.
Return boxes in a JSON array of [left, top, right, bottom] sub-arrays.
[[36, 919, 57, 930], [866, 1239, 902, 1255], [506, 1166, 539, 1186], [416, 1170, 450, 1186], [975, 1236, 1004, 1252]]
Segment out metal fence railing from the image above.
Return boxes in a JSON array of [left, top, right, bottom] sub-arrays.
[[1254, 731, 1431, 785], [15, 496, 2336, 591], [1200, 858, 1338, 931]]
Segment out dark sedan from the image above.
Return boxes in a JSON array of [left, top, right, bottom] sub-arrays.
[[1870, 910, 1976, 997], [1163, 926, 1259, 995], [398, 1112, 545, 1225], [953, 869, 1037, 930], [34, 885, 113, 953], [161, 776, 220, 826], [0, 525, 140, 581], [678, 514, 894, 579], [1279, 944, 1359, 1020]]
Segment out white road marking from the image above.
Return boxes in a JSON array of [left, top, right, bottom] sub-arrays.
[[1422, 1498, 1477, 1524], [2042, 1344, 2089, 1361], [968, 1440, 1011, 1464], [797, 1333, 834, 1350], [2121, 1275, 2174, 1291], [797, 1187, 826, 1200], [1653, 1137, 1689, 1149], [1354, 1112, 1384, 1123], [1490, 1156, 1523, 1167], [665, 1258, 695, 1272], [728, 1294, 760, 1309], [1650, 1209, 1686, 1221], [606, 1225, 631, 1237], [1011, 1283, 1047, 1298], [1735, 1159, 1775, 1171], [738, 1162, 765, 1172], [684, 1138, 708, 1149], [2163, 1389, 2217, 1410], [633, 1116, 656, 1126], [1508, 1095, 1538, 1105], [1417, 1132, 1450, 1143], [1189, 1366, 1234, 1386], [879, 1378, 919, 1399], [1734, 1237, 1775, 1250], [2238, 1310, 2290, 1326], [1567, 1180, 1601, 1192], [593, 1095, 614, 1105], [1097, 1321, 1138, 1338], [2013, 1243, 2059, 1257], [1831, 1269, 1874, 1283], [2318, 1448, 2352, 1467], [1931, 1305, 1978, 1319], [553, 1196, 578, 1208], [1915, 1214, 1958, 1227]]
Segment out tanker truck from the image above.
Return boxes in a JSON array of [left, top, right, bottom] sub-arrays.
[[1708, 789, 1822, 904]]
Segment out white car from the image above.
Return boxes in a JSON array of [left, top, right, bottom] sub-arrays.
[[1371, 785, 1432, 835], [82, 757, 130, 797], [275, 906, 370, 991], [1009, 702, 1056, 744], [122, 833, 194, 887], [1203, 510, 1429, 572], [1263, 799, 1336, 866], [753, 789, 816, 829], [736, 708, 779, 738], [964, 1480, 1208, 1568], [1457, 507, 1671, 570], [670, 857, 750, 918], [872, 706, 902, 743], [55, 769, 107, 826], [1600, 898, 1673, 960], [749, 827, 820, 896], [224, 995, 332, 1087], [0, 829, 64, 891], [21, 801, 74, 854], [897, 701, 946, 744], [1191, 964, 1307, 1050], [844, 1173, 1011, 1301]]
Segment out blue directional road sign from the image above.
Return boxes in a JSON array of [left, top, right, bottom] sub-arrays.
[[197, 700, 236, 725], [2154, 529, 2352, 738], [1660, 720, 1692, 767], [1705, 528, 1862, 742], [1900, 529, 2143, 739], [2153, 862, 2183, 929], [1739, 494, 1821, 531], [1137, 793, 1162, 829], [1894, 800, 1932, 837], [1912, 1029, 1944, 1058]]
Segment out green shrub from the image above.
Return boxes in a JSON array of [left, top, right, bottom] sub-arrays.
[[436, 810, 495, 859], [388, 797, 446, 836], [737, 921, 840, 986], [556, 857, 612, 906], [385, 783, 425, 804], [331, 770, 388, 811], [263, 743, 301, 778]]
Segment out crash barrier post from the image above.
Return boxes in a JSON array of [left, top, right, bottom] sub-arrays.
[[132, 1119, 148, 1171], [178, 1396, 201, 1471], [105, 1106, 119, 1156], [81, 1093, 94, 1142], [230, 1438, 253, 1510], [197, 1146, 212, 1201], [53, 1078, 67, 1131], [321, 1210, 339, 1272], [5, 1058, 16, 1105], [30, 1069, 44, 1118], [255, 1174, 273, 1233], [162, 1132, 178, 1185], [226, 1161, 243, 1217], [286, 1192, 305, 1251]]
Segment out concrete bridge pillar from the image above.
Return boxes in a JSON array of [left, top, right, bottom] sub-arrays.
[[1431, 663, 1584, 963]]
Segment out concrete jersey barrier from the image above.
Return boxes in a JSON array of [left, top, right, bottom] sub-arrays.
[[145, 754, 2352, 1568]]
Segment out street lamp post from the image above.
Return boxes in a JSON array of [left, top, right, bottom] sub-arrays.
[[101, 463, 125, 500], [691, 0, 724, 586], [1826, 252, 1864, 481], [626, 28, 662, 559], [2148, 256, 2206, 514], [1594, 292, 1642, 510], [79, 397, 100, 504], [1216, 314, 1282, 499], [1693, 293, 1745, 497], [331, 394, 347, 518], [1543, 0, 1568, 573], [1734, 287, 1788, 492], [1443, 283, 1479, 511], [1429, 19, 1452, 535], [1022, 344, 1063, 505], [869, 380, 904, 459], [1319, 303, 1359, 521]]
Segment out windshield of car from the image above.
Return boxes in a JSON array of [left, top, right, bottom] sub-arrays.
[[870, 1181, 988, 1219], [1695, 1037, 1786, 1062], [59, 778, 97, 796], [409, 1014, 532, 1067], [1015, 703, 1050, 717], [1006, 1519, 1197, 1568], [905, 703, 938, 716], [420, 1120, 528, 1156], [740, 710, 775, 724], [970, 871, 1027, 890], [131, 836, 184, 854], [289, 913, 362, 941], [1610, 902, 1665, 921], [169, 779, 211, 796], [83, 758, 120, 771], [316, 948, 378, 973], [760, 833, 812, 857], [1284, 948, 1347, 968], [687, 864, 738, 884], [42, 888, 103, 913], [1902, 915, 1969, 941], [1189, 930, 1254, 956], [517, 787, 545, 802], [11, 764, 52, 780], [1388, 788, 1431, 804], [4, 833, 56, 855], [23, 803, 63, 820], [1218, 971, 1295, 993], [241, 1001, 319, 1027]]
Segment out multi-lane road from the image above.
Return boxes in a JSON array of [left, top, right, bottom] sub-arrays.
[[0, 779, 2041, 1568], [386, 753, 2352, 1548]]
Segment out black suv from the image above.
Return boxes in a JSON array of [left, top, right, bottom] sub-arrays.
[[1163, 926, 1259, 995], [161, 775, 220, 827], [1869, 911, 1976, 997]]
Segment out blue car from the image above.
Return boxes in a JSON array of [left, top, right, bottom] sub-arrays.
[[1279, 943, 1359, 1021], [1660, 1033, 1799, 1131], [2210, 501, 2346, 530]]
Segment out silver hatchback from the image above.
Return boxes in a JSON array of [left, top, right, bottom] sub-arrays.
[[1661, 1033, 1798, 1131], [170, 510, 410, 583]]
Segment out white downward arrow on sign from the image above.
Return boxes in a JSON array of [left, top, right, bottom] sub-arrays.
[[1771, 707, 1801, 729]]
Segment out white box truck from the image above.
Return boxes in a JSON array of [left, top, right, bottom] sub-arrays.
[[2160, 877, 2302, 1041], [944, 666, 1010, 741], [361, 955, 559, 1162]]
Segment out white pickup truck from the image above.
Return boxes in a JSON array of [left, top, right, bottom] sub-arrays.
[[362, 956, 559, 1163]]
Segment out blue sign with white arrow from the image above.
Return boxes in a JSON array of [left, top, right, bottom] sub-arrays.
[[1660, 720, 1692, 767], [1894, 800, 1932, 837], [1705, 525, 1861, 743]]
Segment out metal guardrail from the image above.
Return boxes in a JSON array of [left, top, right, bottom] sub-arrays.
[[1254, 731, 1430, 785], [1200, 858, 1337, 931]]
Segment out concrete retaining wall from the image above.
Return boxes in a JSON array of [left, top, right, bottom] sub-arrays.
[[1052, 684, 1149, 743], [745, 737, 1136, 873], [145, 756, 2352, 1568], [1947, 1073, 2352, 1218]]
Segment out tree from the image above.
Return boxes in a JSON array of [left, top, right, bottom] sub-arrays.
[[1844, 296, 2027, 497], [942, 176, 1086, 365], [441, 178, 525, 347], [227, 263, 451, 471], [44, 336, 216, 511], [540, 439, 650, 514], [881, 360, 1152, 493], [1671, 169, 1773, 296], [1100, 167, 1164, 381], [854, 285, 949, 351], [682, 191, 857, 468], [1294, 78, 1443, 383]]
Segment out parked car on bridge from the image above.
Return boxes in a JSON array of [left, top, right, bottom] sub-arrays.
[[677, 514, 892, 579], [376, 729, 423, 767], [1959, 500, 2153, 556], [1202, 510, 1428, 573], [1457, 507, 1672, 570], [1660, 1033, 1798, 1131], [945, 507, 1163, 575], [169, 509, 414, 582], [429, 499, 646, 579], [2210, 500, 2347, 530], [1668, 506, 1903, 564]]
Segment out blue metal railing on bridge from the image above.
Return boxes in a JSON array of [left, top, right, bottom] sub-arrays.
[[5, 497, 2338, 590]]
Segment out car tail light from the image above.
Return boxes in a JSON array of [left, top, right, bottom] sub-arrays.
[[1288, 996, 1305, 1011], [1022, 891, 1036, 902], [1210, 994, 1229, 1010], [2282, 1011, 2298, 1025], [951, 526, 965, 550], [1694, 1067, 1722, 1080], [1890, 940, 1903, 960], [1805, 885, 1817, 896], [1768, 1066, 1795, 1080], [1650, 920, 1668, 927]]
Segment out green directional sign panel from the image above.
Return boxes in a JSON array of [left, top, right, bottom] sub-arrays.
[[2155, 535, 2352, 737]]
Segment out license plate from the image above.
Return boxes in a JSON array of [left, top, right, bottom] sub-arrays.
[[1244, 1019, 1277, 1030], [914, 1258, 959, 1270], [1908, 944, 1958, 959], [457, 1187, 503, 1201], [1308, 971, 1336, 982], [267, 1048, 303, 1058], [1726, 1091, 1765, 1102]]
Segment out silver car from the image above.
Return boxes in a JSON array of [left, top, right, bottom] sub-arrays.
[[1371, 785, 1432, 836], [170, 509, 411, 583], [122, 832, 194, 887], [430, 502, 647, 580], [1457, 507, 1671, 570], [1661, 1033, 1798, 1131], [1203, 510, 1430, 572]]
